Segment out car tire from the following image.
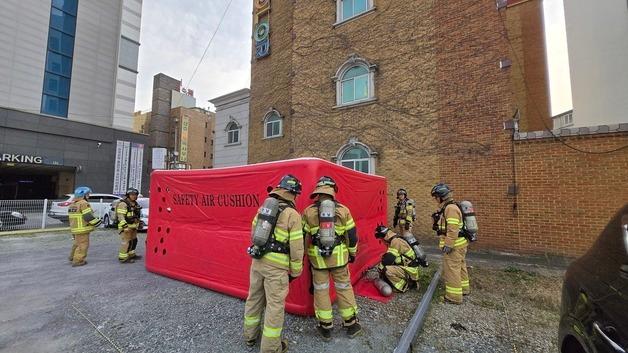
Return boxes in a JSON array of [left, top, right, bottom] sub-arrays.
[[102, 214, 110, 228]]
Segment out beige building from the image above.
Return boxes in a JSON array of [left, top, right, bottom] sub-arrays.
[[170, 107, 215, 169], [133, 111, 151, 134]]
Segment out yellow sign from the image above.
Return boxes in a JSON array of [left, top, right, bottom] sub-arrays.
[[180, 116, 190, 162]]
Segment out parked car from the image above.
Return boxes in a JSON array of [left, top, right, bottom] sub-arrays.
[[0, 211, 27, 231], [49, 194, 122, 224], [559, 204, 628, 353], [104, 197, 149, 231]]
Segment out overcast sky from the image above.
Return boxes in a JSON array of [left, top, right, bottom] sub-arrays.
[[134, 0, 572, 115]]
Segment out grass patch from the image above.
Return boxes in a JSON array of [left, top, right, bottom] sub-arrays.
[[503, 266, 537, 282]]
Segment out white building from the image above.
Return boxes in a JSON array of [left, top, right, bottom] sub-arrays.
[[209, 89, 250, 168], [563, 0, 628, 128]]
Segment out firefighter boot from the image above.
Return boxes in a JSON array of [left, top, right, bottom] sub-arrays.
[[72, 260, 87, 267], [345, 317, 363, 338], [316, 322, 332, 342]]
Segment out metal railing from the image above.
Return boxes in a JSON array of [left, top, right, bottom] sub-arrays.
[[0, 199, 66, 232]]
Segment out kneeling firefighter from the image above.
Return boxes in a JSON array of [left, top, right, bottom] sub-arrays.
[[243, 175, 304, 353], [374, 225, 428, 294], [302, 176, 362, 341], [117, 188, 142, 263], [68, 186, 102, 267]]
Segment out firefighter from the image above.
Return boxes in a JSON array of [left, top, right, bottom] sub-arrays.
[[117, 187, 142, 263], [431, 183, 470, 304], [393, 188, 416, 234], [244, 175, 304, 353], [374, 225, 420, 292], [303, 176, 362, 341], [68, 186, 101, 267]]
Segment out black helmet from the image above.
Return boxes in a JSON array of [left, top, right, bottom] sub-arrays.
[[276, 174, 302, 195], [430, 183, 451, 198], [126, 187, 139, 196], [315, 176, 338, 192], [375, 225, 390, 239], [397, 188, 407, 197]]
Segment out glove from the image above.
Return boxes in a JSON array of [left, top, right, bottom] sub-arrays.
[[442, 246, 453, 254], [348, 255, 356, 263]]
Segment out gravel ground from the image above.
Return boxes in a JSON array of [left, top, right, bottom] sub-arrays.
[[414, 265, 564, 353], [0, 230, 430, 353]]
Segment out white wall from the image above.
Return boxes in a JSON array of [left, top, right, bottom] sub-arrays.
[[564, 0, 628, 127], [0, 0, 50, 113], [210, 89, 250, 168]]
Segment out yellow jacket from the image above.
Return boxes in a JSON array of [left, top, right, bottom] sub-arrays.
[[68, 199, 101, 234]]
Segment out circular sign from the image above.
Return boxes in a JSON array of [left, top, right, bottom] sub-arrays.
[[254, 22, 270, 42]]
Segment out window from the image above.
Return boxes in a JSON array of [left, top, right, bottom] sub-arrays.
[[336, 139, 376, 174], [334, 55, 376, 107], [227, 122, 240, 145], [264, 111, 282, 138], [204, 151, 207, 158], [204, 137, 207, 143], [42, 0, 77, 118], [119, 37, 140, 72], [338, 0, 373, 23]]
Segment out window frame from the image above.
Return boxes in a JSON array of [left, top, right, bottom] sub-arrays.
[[263, 110, 283, 139], [226, 121, 241, 145], [335, 139, 376, 174], [333, 55, 377, 108], [336, 0, 375, 25]]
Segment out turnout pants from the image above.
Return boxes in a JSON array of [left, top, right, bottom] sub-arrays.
[[243, 259, 289, 353], [70, 233, 89, 264], [383, 265, 419, 293], [443, 245, 470, 303], [118, 228, 138, 261], [312, 266, 358, 327]]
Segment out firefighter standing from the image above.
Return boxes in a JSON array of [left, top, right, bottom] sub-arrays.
[[374, 225, 420, 292], [68, 186, 101, 267], [303, 176, 362, 341], [393, 188, 416, 234], [117, 188, 142, 263], [431, 183, 470, 304], [244, 175, 304, 353]]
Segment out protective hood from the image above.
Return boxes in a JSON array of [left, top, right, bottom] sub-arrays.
[[383, 230, 397, 243], [269, 187, 297, 203], [309, 185, 336, 199]]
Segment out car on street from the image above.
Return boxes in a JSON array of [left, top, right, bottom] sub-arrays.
[[48, 194, 121, 224], [559, 203, 628, 353], [104, 197, 149, 231], [0, 211, 27, 231]]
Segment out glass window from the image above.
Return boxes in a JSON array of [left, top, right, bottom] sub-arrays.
[[52, 0, 78, 16], [48, 29, 74, 57], [227, 123, 240, 144], [50, 8, 76, 35], [46, 51, 73, 77], [341, 66, 369, 104], [264, 113, 282, 138], [119, 37, 139, 72], [43, 73, 70, 98], [341, 0, 370, 21], [42, 95, 69, 117], [340, 146, 370, 173]]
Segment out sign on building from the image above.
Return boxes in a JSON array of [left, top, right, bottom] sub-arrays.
[[152, 147, 167, 170], [113, 140, 144, 195], [179, 116, 190, 162]]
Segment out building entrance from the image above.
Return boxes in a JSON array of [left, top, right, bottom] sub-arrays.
[[0, 163, 75, 200]]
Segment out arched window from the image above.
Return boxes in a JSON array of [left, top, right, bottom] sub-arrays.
[[263, 110, 283, 138], [226, 121, 240, 145], [336, 139, 376, 174], [334, 55, 376, 107]]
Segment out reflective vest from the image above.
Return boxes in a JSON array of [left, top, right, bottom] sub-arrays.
[[303, 202, 357, 270], [68, 199, 100, 234], [117, 198, 141, 230]]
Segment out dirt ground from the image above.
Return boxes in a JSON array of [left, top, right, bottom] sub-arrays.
[[414, 265, 563, 353]]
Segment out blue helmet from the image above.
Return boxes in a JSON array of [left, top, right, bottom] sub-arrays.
[[74, 186, 92, 198]]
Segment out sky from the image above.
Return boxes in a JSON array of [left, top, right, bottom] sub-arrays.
[[135, 0, 572, 115]]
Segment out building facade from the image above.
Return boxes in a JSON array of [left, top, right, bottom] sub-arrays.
[[133, 111, 151, 134], [564, 0, 628, 128], [169, 107, 215, 170], [209, 89, 250, 168], [0, 0, 147, 199]]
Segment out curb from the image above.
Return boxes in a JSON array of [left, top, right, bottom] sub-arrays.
[[0, 227, 70, 237]]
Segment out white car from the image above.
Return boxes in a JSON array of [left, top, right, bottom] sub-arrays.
[[104, 197, 149, 231], [49, 193, 122, 224]]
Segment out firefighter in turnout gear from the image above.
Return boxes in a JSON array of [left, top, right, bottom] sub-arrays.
[[393, 188, 416, 234], [374, 225, 420, 292], [302, 176, 362, 341], [117, 188, 142, 263], [244, 175, 304, 353], [431, 183, 470, 304], [68, 186, 101, 267]]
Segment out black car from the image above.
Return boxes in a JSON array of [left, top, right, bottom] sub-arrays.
[[0, 211, 27, 231], [559, 204, 628, 353]]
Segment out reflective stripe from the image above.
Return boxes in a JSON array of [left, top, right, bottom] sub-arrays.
[[290, 260, 303, 272], [303, 222, 311, 233], [388, 248, 400, 256], [404, 266, 419, 276], [334, 281, 351, 290], [307, 248, 326, 268], [263, 325, 282, 338], [313, 282, 330, 291], [315, 309, 333, 321], [129, 250, 136, 255], [345, 218, 356, 230], [338, 306, 357, 320], [252, 217, 258, 227], [274, 227, 289, 242], [454, 237, 468, 247], [289, 229, 303, 241], [403, 249, 415, 258], [81, 207, 93, 215], [446, 285, 463, 295], [244, 315, 261, 326], [393, 278, 407, 291], [118, 252, 129, 259], [262, 252, 290, 267], [347, 245, 357, 253], [461, 280, 470, 288], [310, 226, 320, 234]]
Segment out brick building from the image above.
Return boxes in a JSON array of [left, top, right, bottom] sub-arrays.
[[170, 107, 215, 170], [247, 0, 627, 257], [133, 111, 151, 134]]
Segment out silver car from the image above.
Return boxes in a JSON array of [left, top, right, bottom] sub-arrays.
[[105, 197, 149, 231]]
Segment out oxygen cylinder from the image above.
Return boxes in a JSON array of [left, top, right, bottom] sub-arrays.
[[401, 231, 429, 267], [374, 278, 393, 297], [251, 197, 280, 247], [317, 199, 336, 257], [458, 200, 478, 242]]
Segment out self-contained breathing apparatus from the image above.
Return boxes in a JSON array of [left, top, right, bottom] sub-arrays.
[[313, 199, 341, 257], [375, 225, 429, 267], [247, 197, 292, 259], [117, 198, 142, 228], [432, 200, 479, 242]]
